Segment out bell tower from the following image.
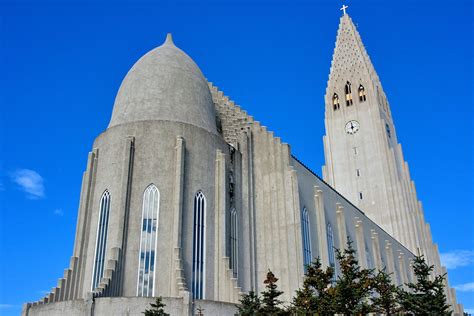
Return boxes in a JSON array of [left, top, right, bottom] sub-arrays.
[[322, 9, 428, 255]]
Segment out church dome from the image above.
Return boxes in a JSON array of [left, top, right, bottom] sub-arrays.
[[108, 34, 217, 134]]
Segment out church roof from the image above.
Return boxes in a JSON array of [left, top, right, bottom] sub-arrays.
[[109, 34, 218, 134]]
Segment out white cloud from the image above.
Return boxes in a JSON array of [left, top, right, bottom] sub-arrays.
[[440, 250, 474, 270], [10, 169, 45, 199], [54, 208, 64, 216], [0, 304, 15, 308], [454, 282, 474, 292]]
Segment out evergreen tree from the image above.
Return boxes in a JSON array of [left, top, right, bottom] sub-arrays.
[[333, 239, 374, 316], [259, 270, 285, 315], [291, 258, 335, 314], [371, 268, 400, 315], [237, 291, 261, 315], [398, 255, 451, 315], [143, 297, 169, 316]]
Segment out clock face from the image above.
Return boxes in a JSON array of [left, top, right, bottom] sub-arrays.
[[345, 120, 360, 135]]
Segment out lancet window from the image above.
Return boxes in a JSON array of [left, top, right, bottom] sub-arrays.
[[332, 93, 340, 110], [230, 207, 238, 277], [327, 222, 337, 280], [91, 190, 111, 290], [345, 81, 353, 106], [192, 191, 206, 299], [301, 207, 312, 269], [358, 84, 367, 102], [137, 184, 160, 297], [366, 244, 374, 269]]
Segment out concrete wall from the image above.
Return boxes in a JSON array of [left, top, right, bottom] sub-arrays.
[[24, 297, 237, 316]]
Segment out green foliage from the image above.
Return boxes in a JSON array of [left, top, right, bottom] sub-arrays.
[[398, 255, 451, 315], [143, 297, 169, 316], [259, 270, 286, 315], [291, 258, 335, 314], [333, 239, 374, 315], [371, 268, 400, 315], [237, 291, 261, 315]]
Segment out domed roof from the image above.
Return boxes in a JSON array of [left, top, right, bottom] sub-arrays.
[[109, 34, 217, 134]]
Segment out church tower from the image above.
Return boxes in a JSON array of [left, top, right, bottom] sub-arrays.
[[322, 9, 430, 257]]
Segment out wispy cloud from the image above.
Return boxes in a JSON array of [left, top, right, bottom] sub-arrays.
[[53, 208, 64, 216], [454, 282, 474, 292], [464, 308, 474, 315], [440, 250, 474, 269], [10, 169, 45, 199], [0, 304, 15, 308]]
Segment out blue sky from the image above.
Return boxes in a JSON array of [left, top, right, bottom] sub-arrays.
[[0, 0, 472, 314]]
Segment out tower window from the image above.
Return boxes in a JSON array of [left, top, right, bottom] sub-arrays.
[[385, 123, 391, 138], [137, 184, 160, 297], [192, 191, 206, 299], [301, 207, 312, 269], [356, 169, 360, 177], [358, 85, 367, 102], [230, 207, 238, 277], [91, 190, 111, 291], [332, 93, 340, 110], [353, 147, 358, 155], [359, 192, 363, 200], [345, 81, 353, 106]]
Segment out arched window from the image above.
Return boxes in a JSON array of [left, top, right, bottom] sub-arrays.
[[137, 184, 160, 297], [345, 81, 353, 106], [92, 190, 111, 291], [301, 207, 312, 269], [192, 191, 206, 299], [332, 93, 340, 110], [327, 222, 337, 280], [230, 208, 238, 277], [358, 84, 367, 102]]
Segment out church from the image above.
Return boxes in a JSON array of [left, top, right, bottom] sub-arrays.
[[22, 9, 464, 316]]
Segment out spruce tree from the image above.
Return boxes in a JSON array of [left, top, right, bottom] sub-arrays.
[[237, 291, 261, 315], [333, 239, 373, 316], [259, 270, 285, 315], [291, 258, 335, 314], [398, 255, 451, 315], [371, 268, 399, 315], [143, 297, 169, 316]]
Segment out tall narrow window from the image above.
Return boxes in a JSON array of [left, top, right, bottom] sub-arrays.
[[345, 81, 353, 106], [192, 191, 206, 299], [385, 123, 391, 138], [332, 93, 340, 110], [137, 184, 160, 297], [301, 207, 312, 269], [327, 222, 337, 280], [365, 244, 373, 269], [230, 208, 238, 277], [91, 190, 111, 291], [358, 84, 367, 102]]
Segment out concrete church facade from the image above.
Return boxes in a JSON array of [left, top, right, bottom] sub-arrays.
[[23, 12, 463, 316]]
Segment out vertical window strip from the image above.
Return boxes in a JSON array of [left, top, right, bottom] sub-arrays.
[[301, 208, 312, 268], [91, 191, 110, 291], [230, 208, 238, 277], [192, 192, 206, 299], [327, 222, 337, 281], [137, 185, 159, 297], [366, 244, 373, 269]]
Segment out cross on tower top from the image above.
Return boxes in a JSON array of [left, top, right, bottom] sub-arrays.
[[340, 4, 349, 15]]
